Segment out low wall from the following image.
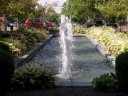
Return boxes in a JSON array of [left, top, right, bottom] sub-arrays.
[[14, 35, 54, 67], [85, 35, 115, 68]]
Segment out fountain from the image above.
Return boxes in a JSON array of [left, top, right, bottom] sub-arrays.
[[28, 15, 114, 86], [58, 15, 73, 79]]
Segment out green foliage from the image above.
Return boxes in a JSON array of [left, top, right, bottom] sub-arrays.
[[34, 4, 45, 18], [48, 27, 59, 36], [27, 23, 42, 29], [0, 31, 9, 39], [49, 14, 60, 22], [0, 49, 14, 95], [0, 0, 11, 16], [0, 41, 11, 52], [84, 26, 128, 56], [1, 0, 59, 22], [0, 26, 48, 56], [115, 51, 128, 92], [92, 73, 118, 92], [11, 64, 55, 91], [73, 26, 86, 34], [62, 0, 107, 22], [7, 26, 48, 56], [95, 0, 128, 22], [62, 0, 90, 22], [62, 0, 128, 23], [7, 0, 38, 21]]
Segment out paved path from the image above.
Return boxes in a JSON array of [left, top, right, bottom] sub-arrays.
[[7, 86, 126, 96]]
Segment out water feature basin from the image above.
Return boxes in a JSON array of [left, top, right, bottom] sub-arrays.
[[28, 36, 114, 86]]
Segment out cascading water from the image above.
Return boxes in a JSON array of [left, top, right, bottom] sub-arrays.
[[58, 15, 73, 79]]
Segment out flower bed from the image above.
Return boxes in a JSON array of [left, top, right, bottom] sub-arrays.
[[74, 26, 128, 57], [0, 26, 48, 56]]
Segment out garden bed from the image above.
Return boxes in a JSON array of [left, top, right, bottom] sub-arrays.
[[14, 35, 53, 67]]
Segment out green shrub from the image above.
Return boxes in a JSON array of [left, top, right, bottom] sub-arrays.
[[11, 64, 55, 91], [7, 26, 47, 56], [0, 41, 11, 52], [48, 27, 59, 36], [27, 23, 42, 29], [73, 26, 86, 34], [0, 49, 14, 95], [0, 31, 9, 39], [92, 73, 118, 92], [115, 51, 128, 92], [16, 25, 28, 33]]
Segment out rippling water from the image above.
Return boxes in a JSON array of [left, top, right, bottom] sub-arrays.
[[28, 37, 114, 84]]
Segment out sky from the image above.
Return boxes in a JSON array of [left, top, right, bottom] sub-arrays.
[[38, 0, 66, 13]]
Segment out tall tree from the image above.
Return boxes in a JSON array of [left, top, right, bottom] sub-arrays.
[[62, 0, 89, 22], [34, 4, 46, 18], [61, 0, 102, 22], [0, 0, 11, 16], [7, 0, 38, 21], [95, 0, 128, 23], [61, 0, 128, 23]]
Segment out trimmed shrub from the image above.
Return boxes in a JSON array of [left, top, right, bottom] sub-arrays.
[[115, 51, 128, 92], [92, 73, 118, 92], [11, 63, 55, 91], [0, 49, 14, 96]]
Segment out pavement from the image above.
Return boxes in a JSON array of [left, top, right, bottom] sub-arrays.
[[6, 86, 127, 96]]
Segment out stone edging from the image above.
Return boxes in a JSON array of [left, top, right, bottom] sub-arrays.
[[14, 35, 53, 67], [85, 35, 115, 68]]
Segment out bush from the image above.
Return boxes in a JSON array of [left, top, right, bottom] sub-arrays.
[[115, 51, 128, 92], [0, 49, 14, 95], [7, 26, 48, 56], [0, 41, 11, 53], [92, 73, 118, 92], [11, 63, 55, 91], [84, 26, 128, 56], [27, 23, 42, 29], [0, 31, 9, 39], [48, 27, 59, 36], [73, 26, 86, 34]]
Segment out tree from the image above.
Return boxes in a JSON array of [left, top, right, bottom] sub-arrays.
[[34, 4, 46, 18], [43, 4, 59, 22], [61, 0, 103, 23], [96, 0, 128, 23], [6, 0, 38, 21], [0, 0, 11, 16], [61, 0, 128, 23], [62, 0, 89, 22]]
